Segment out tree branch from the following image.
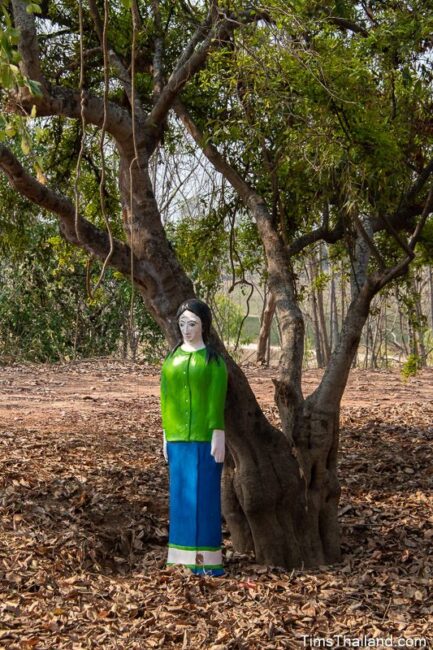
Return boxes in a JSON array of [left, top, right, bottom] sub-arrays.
[[352, 212, 385, 271], [39, 29, 72, 41], [287, 217, 344, 257], [375, 210, 415, 258], [151, 0, 165, 105], [9, 87, 133, 144], [314, 183, 433, 410], [0, 144, 154, 291], [174, 99, 254, 203], [287, 165, 433, 258], [401, 156, 433, 208], [88, 0, 143, 119], [374, 185, 433, 291], [10, 0, 134, 144], [371, 156, 433, 233], [174, 99, 305, 426], [145, 6, 265, 142], [145, 17, 220, 134], [11, 0, 46, 89], [177, 0, 202, 23], [312, 276, 376, 409], [328, 16, 368, 37]]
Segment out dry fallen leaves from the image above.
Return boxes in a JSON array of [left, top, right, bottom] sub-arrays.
[[0, 362, 432, 649]]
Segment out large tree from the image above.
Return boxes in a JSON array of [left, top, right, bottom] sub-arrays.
[[1, 0, 433, 568]]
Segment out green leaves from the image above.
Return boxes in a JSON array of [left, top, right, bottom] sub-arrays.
[[26, 2, 42, 14], [194, 0, 433, 255], [20, 136, 31, 155], [0, 2, 43, 156], [166, 210, 228, 298], [24, 78, 43, 97]]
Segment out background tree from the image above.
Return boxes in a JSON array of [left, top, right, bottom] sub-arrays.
[[1, 0, 433, 568]]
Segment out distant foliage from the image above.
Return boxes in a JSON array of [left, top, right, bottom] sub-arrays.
[[166, 210, 228, 300], [401, 354, 422, 380], [212, 293, 252, 349], [0, 228, 164, 363]]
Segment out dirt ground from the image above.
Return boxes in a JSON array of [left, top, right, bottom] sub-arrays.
[[0, 361, 432, 649]]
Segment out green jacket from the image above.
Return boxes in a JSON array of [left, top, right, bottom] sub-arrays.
[[160, 347, 228, 442]]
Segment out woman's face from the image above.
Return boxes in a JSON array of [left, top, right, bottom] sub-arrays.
[[178, 309, 203, 345]]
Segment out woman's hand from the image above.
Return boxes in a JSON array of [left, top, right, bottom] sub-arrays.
[[211, 429, 225, 463], [163, 430, 168, 462]]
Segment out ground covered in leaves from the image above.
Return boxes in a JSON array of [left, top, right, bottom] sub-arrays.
[[0, 361, 432, 649]]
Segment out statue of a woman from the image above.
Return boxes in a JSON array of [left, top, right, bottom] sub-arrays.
[[160, 299, 228, 576]]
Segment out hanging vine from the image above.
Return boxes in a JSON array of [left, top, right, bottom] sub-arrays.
[[74, 0, 115, 299], [126, 0, 141, 358]]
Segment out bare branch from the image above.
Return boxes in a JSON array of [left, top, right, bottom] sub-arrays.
[[403, 157, 433, 206], [10, 87, 133, 143], [66, 47, 102, 72], [352, 212, 385, 271], [328, 16, 368, 37], [172, 15, 213, 75], [11, 0, 46, 88], [88, 0, 143, 119], [146, 22, 220, 133], [374, 186, 433, 291], [376, 210, 415, 258], [360, 1, 377, 25], [151, 0, 165, 104], [39, 29, 71, 41], [9, 0, 134, 143], [145, 7, 265, 141], [371, 157, 433, 233], [174, 99, 253, 203], [287, 218, 344, 256]]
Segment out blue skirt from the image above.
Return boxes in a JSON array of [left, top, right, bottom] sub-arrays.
[[167, 441, 224, 576]]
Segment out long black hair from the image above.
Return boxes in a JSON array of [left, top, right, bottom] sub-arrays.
[[169, 298, 221, 364]]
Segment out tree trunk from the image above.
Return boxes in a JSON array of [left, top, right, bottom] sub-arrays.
[[317, 245, 331, 363], [121, 315, 128, 360], [312, 290, 324, 368], [307, 257, 324, 368], [413, 276, 427, 366], [340, 261, 346, 324], [370, 303, 382, 368], [384, 301, 388, 367], [350, 217, 373, 369], [362, 317, 367, 368], [222, 356, 343, 567], [256, 289, 276, 365], [329, 268, 339, 352], [396, 287, 409, 356], [317, 283, 331, 365], [113, 145, 338, 568], [408, 316, 418, 357], [372, 300, 388, 368], [429, 266, 433, 331]]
